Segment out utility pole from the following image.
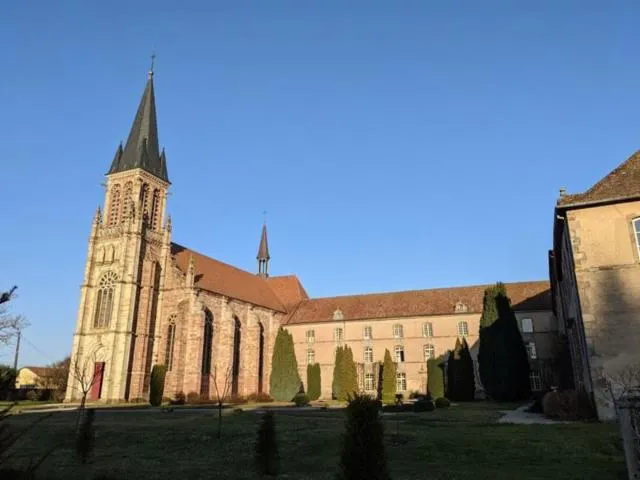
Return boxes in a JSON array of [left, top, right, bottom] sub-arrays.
[[13, 329, 21, 370]]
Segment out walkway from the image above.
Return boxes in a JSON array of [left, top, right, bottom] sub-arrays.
[[498, 404, 570, 425]]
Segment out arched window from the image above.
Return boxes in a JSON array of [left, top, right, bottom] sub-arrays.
[[151, 188, 161, 230], [165, 315, 177, 371], [201, 310, 213, 374], [93, 271, 117, 328], [122, 181, 133, 219], [231, 316, 242, 396], [457, 321, 469, 337], [108, 184, 121, 226], [633, 218, 640, 257]]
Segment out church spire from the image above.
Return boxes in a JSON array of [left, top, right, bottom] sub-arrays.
[[107, 57, 169, 182], [257, 220, 270, 278]]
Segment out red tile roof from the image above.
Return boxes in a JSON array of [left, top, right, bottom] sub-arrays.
[[22, 367, 55, 377], [558, 149, 640, 208], [266, 275, 309, 310], [284, 281, 551, 325], [171, 243, 287, 312]]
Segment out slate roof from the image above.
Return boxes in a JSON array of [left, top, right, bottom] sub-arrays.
[[108, 73, 169, 182], [257, 224, 270, 260], [557, 149, 640, 208], [284, 281, 551, 325]]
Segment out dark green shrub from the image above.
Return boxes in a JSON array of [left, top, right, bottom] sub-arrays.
[[25, 391, 39, 402], [255, 411, 279, 476], [76, 409, 95, 465], [186, 391, 200, 404], [542, 389, 595, 421], [435, 397, 451, 408], [408, 390, 423, 399], [332, 346, 345, 400], [149, 365, 167, 407], [307, 363, 321, 401], [381, 349, 396, 405], [342, 346, 359, 401], [269, 328, 302, 401], [338, 394, 390, 480], [171, 391, 186, 405], [224, 395, 248, 405], [0, 366, 17, 401], [293, 393, 310, 407], [427, 359, 445, 399], [247, 392, 274, 403], [412, 399, 435, 412]]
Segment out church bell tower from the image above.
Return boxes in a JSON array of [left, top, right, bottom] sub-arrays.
[[66, 60, 173, 402]]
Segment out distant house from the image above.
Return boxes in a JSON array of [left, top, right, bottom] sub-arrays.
[[15, 367, 57, 389]]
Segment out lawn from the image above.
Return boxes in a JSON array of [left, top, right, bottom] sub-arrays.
[[3, 402, 627, 480]]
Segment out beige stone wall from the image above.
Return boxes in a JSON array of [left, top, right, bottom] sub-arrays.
[[566, 202, 640, 419], [287, 310, 556, 399]]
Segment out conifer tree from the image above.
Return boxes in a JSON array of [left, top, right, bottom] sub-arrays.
[[446, 339, 462, 400], [149, 364, 167, 406], [478, 283, 506, 398], [342, 345, 359, 400], [269, 328, 302, 401], [381, 349, 396, 404], [427, 358, 445, 399], [332, 346, 345, 400], [307, 363, 321, 401], [459, 337, 476, 401]]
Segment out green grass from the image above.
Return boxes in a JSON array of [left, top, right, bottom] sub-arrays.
[[2, 402, 626, 480]]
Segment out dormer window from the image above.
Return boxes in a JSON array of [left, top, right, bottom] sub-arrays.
[[333, 308, 344, 321], [454, 301, 469, 313]]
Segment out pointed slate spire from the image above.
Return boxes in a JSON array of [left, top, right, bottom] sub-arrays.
[[107, 64, 169, 182], [257, 221, 270, 278]]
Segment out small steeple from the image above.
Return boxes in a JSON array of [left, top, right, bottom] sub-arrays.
[[107, 56, 169, 182], [257, 218, 270, 278]]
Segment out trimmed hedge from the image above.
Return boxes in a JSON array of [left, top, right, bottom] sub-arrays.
[[381, 349, 396, 405], [149, 365, 167, 406], [427, 359, 445, 399], [307, 363, 321, 401], [435, 397, 451, 408], [269, 328, 302, 401]]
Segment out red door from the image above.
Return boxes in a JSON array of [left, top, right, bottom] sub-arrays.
[[90, 362, 105, 400]]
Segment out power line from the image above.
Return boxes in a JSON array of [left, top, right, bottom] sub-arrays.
[[20, 335, 58, 364]]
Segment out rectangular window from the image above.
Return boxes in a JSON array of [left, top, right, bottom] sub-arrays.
[[527, 342, 537, 360], [396, 372, 407, 391], [521, 318, 533, 333], [307, 349, 315, 364], [424, 344, 435, 361], [364, 373, 375, 391], [306, 329, 315, 343], [364, 347, 373, 363], [457, 321, 469, 336], [422, 322, 433, 337], [393, 324, 404, 338], [363, 326, 372, 340], [334, 328, 343, 342], [529, 371, 542, 392], [394, 345, 405, 363]]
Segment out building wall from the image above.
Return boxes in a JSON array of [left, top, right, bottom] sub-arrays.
[[287, 309, 557, 399], [565, 201, 640, 419], [15, 369, 41, 389]]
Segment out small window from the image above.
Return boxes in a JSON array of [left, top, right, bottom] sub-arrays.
[[521, 318, 533, 333], [634, 219, 640, 257], [424, 344, 435, 361], [307, 349, 315, 364], [422, 322, 433, 337], [457, 321, 469, 337], [334, 327, 343, 342], [527, 342, 537, 360], [364, 373, 375, 391], [529, 371, 542, 392], [364, 346, 373, 363], [394, 345, 405, 363], [396, 372, 407, 391], [393, 324, 404, 338], [165, 315, 177, 371], [363, 326, 372, 340], [306, 329, 315, 343]]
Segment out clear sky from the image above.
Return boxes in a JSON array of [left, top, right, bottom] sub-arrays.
[[1, 1, 639, 367]]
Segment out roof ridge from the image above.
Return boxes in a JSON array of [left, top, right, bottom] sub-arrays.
[[171, 242, 257, 278]]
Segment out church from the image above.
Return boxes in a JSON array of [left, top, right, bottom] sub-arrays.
[[65, 68, 558, 403]]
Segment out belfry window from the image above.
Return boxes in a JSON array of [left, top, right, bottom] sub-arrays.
[[94, 272, 117, 328], [108, 184, 121, 226]]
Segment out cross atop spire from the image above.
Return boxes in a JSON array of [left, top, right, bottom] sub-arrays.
[[257, 219, 270, 278], [107, 61, 169, 182], [149, 53, 156, 78]]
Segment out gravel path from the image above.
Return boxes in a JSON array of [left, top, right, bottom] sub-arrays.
[[498, 405, 570, 425]]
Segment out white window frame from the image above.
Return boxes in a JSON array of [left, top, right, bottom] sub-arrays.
[[364, 346, 373, 363], [393, 324, 404, 339], [521, 318, 534, 333], [633, 218, 640, 259], [394, 345, 405, 363], [364, 373, 375, 391], [307, 349, 315, 364], [396, 372, 407, 391], [363, 326, 372, 340], [457, 321, 469, 337], [527, 341, 537, 360], [334, 327, 343, 342], [424, 344, 435, 361], [306, 329, 315, 343], [529, 371, 542, 392], [422, 322, 433, 337]]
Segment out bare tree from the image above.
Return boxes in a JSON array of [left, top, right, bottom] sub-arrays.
[[598, 361, 640, 417], [38, 357, 71, 402], [68, 345, 104, 431], [210, 364, 233, 439], [0, 286, 28, 346]]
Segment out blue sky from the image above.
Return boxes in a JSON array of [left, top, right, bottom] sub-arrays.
[[1, 1, 639, 366]]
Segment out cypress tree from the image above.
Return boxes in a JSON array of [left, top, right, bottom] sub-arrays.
[[269, 328, 302, 401], [478, 283, 506, 399], [149, 364, 167, 406], [459, 337, 476, 401], [446, 339, 462, 400], [332, 346, 344, 400], [427, 358, 445, 399], [381, 349, 396, 404], [307, 363, 321, 401], [342, 345, 359, 400]]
